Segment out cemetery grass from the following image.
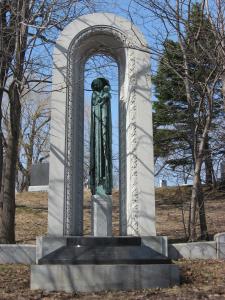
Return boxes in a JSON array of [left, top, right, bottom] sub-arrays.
[[1, 260, 225, 299], [2, 185, 223, 299], [15, 185, 225, 243]]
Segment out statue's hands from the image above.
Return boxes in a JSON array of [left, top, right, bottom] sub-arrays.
[[92, 91, 100, 106]]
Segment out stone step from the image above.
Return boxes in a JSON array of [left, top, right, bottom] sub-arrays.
[[31, 264, 180, 292], [38, 245, 171, 265]]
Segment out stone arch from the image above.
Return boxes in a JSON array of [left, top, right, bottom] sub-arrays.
[[48, 13, 155, 237]]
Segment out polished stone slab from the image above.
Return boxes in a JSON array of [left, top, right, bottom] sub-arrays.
[[36, 235, 167, 263], [66, 236, 141, 247], [38, 245, 171, 265]]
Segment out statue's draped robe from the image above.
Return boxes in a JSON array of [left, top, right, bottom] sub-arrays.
[[90, 88, 112, 195]]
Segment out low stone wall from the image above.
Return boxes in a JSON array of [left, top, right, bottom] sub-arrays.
[[28, 185, 49, 192], [169, 232, 225, 260], [0, 244, 36, 264], [0, 233, 224, 264], [169, 241, 217, 260]]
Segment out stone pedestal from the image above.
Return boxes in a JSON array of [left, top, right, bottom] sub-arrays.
[[91, 194, 112, 236], [31, 236, 179, 292], [31, 264, 180, 292]]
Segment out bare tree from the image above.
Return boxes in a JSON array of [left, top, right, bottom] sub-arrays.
[[133, 0, 224, 240], [17, 91, 50, 192], [0, 0, 95, 243]]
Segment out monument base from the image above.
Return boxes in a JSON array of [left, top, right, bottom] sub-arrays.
[[31, 264, 179, 292], [31, 236, 180, 292], [91, 194, 112, 236]]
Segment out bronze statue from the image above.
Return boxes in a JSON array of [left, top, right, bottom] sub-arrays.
[[90, 78, 112, 195]]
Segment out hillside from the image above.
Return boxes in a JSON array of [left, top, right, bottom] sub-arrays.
[[15, 185, 225, 244]]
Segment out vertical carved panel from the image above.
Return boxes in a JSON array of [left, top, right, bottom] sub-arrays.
[[119, 95, 127, 235], [127, 49, 139, 235], [63, 49, 74, 235]]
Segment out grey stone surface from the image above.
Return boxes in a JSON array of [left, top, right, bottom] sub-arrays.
[[36, 236, 67, 264], [91, 195, 112, 236], [0, 244, 36, 264], [141, 236, 168, 256], [30, 163, 49, 186], [31, 264, 180, 292], [37, 236, 170, 265], [36, 236, 143, 262], [215, 232, 225, 258], [168, 241, 217, 260], [36, 236, 168, 262], [28, 185, 48, 192], [38, 245, 171, 265]]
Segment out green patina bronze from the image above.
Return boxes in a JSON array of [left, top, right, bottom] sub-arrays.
[[90, 78, 113, 196]]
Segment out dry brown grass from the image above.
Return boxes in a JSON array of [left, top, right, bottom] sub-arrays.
[[15, 186, 225, 243], [0, 260, 225, 299]]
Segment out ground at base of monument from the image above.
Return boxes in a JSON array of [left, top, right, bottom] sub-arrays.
[[1, 260, 224, 299]]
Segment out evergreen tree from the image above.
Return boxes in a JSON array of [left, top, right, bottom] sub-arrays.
[[153, 40, 193, 180]]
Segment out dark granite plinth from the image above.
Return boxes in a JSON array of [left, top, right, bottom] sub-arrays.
[[66, 236, 141, 247], [39, 244, 171, 265]]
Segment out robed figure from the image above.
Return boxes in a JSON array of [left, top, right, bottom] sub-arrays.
[[90, 78, 113, 195]]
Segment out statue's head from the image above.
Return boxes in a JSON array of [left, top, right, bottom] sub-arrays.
[[91, 78, 110, 92], [103, 85, 110, 92]]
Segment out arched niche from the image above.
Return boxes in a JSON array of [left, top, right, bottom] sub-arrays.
[[48, 13, 155, 237]]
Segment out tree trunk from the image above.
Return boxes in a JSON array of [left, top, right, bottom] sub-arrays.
[[0, 137, 16, 243], [205, 136, 214, 185], [189, 167, 199, 241], [189, 161, 208, 241], [0, 84, 21, 243], [189, 118, 211, 241], [0, 0, 29, 243]]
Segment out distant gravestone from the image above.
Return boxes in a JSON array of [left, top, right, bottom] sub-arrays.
[[28, 163, 49, 191], [160, 179, 167, 187]]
